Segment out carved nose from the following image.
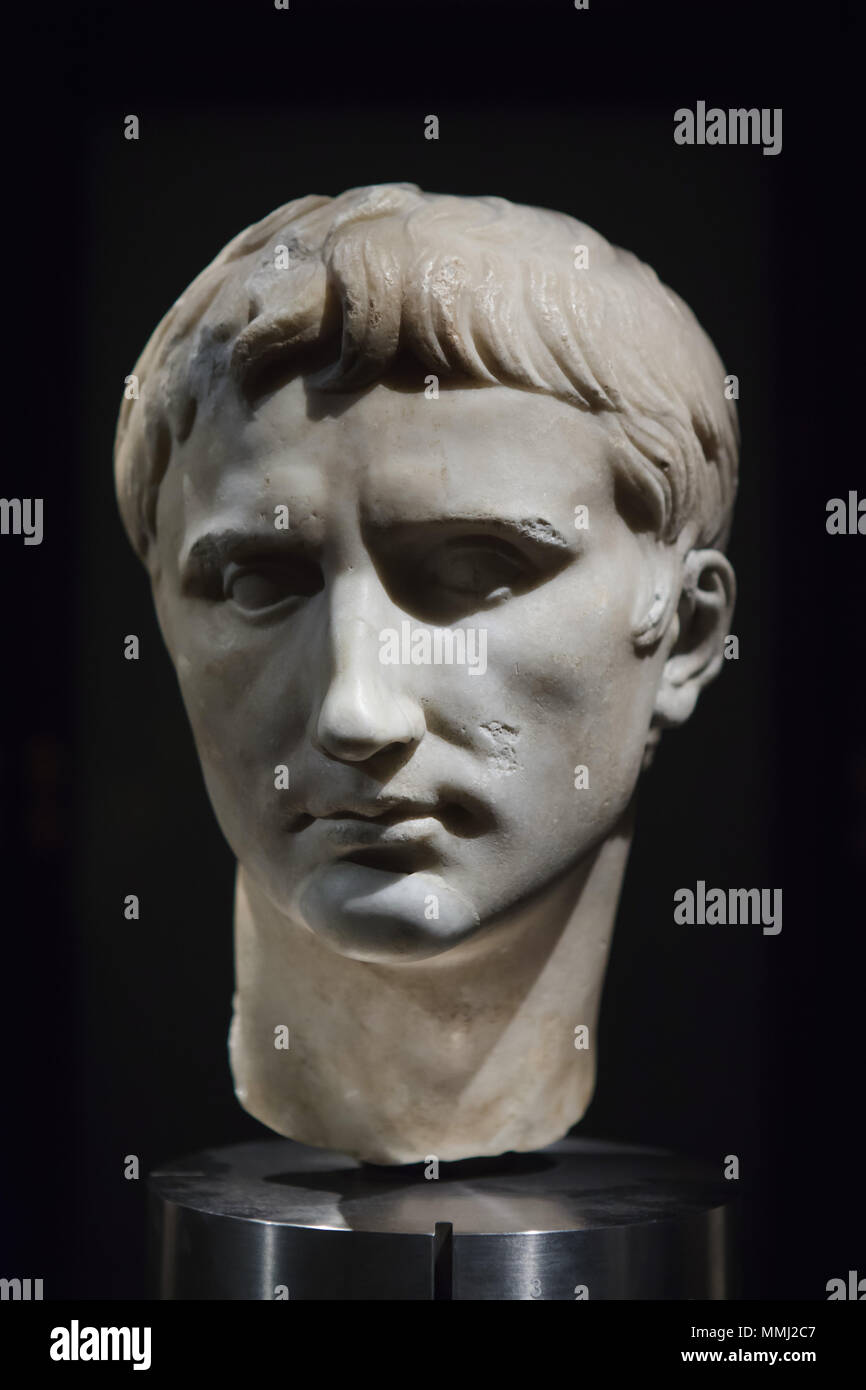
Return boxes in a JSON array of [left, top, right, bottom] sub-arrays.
[[315, 613, 424, 762]]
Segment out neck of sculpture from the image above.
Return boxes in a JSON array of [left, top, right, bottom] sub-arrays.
[[229, 808, 635, 1164]]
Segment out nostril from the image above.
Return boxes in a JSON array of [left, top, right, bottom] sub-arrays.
[[315, 684, 423, 761], [321, 737, 387, 763], [438, 802, 476, 836]]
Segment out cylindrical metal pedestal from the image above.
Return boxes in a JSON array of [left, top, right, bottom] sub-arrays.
[[149, 1136, 738, 1299]]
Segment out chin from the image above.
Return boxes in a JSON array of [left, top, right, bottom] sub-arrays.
[[297, 861, 481, 964]]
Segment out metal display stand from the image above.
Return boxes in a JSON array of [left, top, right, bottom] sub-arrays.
[[149, 1135, 738, 1300]]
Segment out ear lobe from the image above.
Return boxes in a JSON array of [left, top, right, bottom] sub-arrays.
[[652, 548, 736, 729]]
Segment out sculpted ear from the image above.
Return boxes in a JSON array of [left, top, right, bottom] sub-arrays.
[[652, 548, 736, 729]]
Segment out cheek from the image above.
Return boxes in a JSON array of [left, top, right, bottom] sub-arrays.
[[168, 603, 306, 739], [167, 625, 303, 861], [161, 635, 292, 844], [485, 575, 635, 713], [472, 581, 657, 808]]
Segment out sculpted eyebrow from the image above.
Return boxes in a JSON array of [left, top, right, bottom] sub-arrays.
[[506, 517, 571, 548], [378, 515, 574, 551], [181, 528, 297, 577], [182, 516, 574, 584]]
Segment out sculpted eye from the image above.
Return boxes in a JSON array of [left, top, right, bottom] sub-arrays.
[[385, 532, 546, 623], [422, 538, 527, 600], [419, 536, 528, 603], [223, 558, 323, 613]]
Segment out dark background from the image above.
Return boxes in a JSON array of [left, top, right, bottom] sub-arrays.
[[4, 0, 862, 1301]]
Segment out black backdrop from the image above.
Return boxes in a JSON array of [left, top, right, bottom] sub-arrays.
[[4, 0, 862, 1301]]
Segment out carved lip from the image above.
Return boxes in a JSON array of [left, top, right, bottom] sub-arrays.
[[307, 811, 444, 874], [318, 801, 439, 825], [339, 841, 440, 873], [286, 795, 489, 838]]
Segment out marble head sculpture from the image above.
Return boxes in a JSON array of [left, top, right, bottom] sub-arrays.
[[114, 183, 738, 1163]]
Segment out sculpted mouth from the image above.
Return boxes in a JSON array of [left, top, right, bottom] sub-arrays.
[[289, 807, 447, 874], [286, 797, 489, 838], [340, 843, 440, 873], [324, 804, 435, 825]]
